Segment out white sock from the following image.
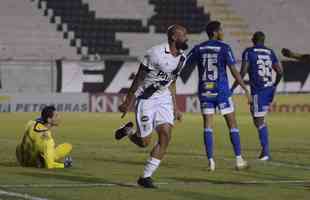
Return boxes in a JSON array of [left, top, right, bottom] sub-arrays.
[[143, 157, 161, 178]]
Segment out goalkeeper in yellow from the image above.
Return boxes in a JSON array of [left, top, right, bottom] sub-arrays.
[[16, 106, 73, 169]]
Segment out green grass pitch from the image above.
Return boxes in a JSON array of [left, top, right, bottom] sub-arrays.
[[0, 95, 310, 200]]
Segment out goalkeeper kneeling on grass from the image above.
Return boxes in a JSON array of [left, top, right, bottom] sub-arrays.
[[16, 105, 73, 169]]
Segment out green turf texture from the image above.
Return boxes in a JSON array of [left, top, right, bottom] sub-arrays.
[[0, 94, 310, 200]]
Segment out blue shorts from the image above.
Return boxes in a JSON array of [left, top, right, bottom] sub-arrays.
[[199, 94, 234, 115], [251, 88, 275, 117]]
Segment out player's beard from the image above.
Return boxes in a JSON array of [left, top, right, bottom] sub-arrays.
[[175, 40, 188, 50]]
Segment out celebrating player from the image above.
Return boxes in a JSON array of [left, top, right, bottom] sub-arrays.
[[16, 106, 73, 169], [114, 25, 187, 188], [232, 31, 283, 160], [186, 21, 251, 171]]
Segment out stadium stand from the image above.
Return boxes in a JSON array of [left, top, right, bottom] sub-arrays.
[[2, 0, 309, 61], [37, 0, 145, 56], [226, 0, 310, 58], [82, 0, 154, 23], [36, 0, 210, 59], [0, 0, 79, 60], [117, 0, 210, 58], [148, 0, 210, 33]]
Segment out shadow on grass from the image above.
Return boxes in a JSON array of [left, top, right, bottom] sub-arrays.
[[0, 161, 19, 167], [93, 157, 145, 166], [17, 172, 137, 188], [168, 176, 259, 186], [269, 159, 310, 169], [171, 189, 246, 200], [167, 151, 203, 157]]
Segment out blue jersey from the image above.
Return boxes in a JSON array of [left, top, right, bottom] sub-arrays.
[[186, 40, 236, 100], [242, 45, 279, 93]]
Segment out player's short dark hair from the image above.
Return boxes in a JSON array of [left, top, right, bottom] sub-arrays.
[[206, 21, 221, 38], [41, 105, 56, 123], [252, 31, 265, 44]]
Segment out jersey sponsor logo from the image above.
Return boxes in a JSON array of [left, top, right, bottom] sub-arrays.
[[157, 71, 170, 81], [200, 91, 218, 97], [254, 48, 271, 54], [204, 82, 216, 89], [141, 116, 150, 122], [40, 132, 49, 140], [200, 46, 221, 52]]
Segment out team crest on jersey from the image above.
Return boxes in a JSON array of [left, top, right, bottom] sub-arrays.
[[141, 116, 149, 122]]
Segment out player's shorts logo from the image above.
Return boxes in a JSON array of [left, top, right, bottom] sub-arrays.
[[219, 102, 227, 109]]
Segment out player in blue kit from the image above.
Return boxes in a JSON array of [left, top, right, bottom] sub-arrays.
[[186, 21, 252, 171], [232, 31, 283, 161]]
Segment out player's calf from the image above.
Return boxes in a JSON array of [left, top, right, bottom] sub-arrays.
[[129, 134, 151, 148]]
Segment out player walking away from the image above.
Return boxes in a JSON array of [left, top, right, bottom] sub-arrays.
[[114, 25, 187, 188], [282, 48, 310, 63], [232, 31, 283, 161], [16, 106, 73, 169], [185, 21, 251, 171]]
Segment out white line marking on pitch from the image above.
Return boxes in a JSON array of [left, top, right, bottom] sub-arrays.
[[0, 180, 309, 189], [0, 189, 48, 200], [221, 157, 310, 171]]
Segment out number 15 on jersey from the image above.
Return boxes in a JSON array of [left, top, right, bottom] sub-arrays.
[[202, 53, 218, 81]]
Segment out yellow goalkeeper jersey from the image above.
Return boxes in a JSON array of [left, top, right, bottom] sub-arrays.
[[16, 119, 65, 168]]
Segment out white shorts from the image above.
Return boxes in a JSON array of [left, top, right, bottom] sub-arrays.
[[135, 96, 174, 138]]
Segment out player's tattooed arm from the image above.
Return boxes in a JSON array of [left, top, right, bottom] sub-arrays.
[[169, 80, 182, 121], [229, 64, 253, 104], [231, 61, 249, 92], [119, 64, 147, 117]]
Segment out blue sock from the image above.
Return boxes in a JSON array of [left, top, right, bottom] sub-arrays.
[[204, 128, 213, 159], [230, 128, 241, 156], [258, 124, 269, 156]]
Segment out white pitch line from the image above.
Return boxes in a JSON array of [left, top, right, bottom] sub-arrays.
[[0, 180, 309, 189], [0, 189, 48, 200], [0, 183, 128, 188], [267, 161, 310, 170], [242, 180, 310, 184], [220, 157, 310, 171]]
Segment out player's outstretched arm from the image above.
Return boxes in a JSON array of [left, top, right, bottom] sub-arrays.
[[119, 64, 146, 117], [229, 64, 252, 104], [282, 48, 302, 60], [169, 80, 182, 122], [281, 48, 310, 62], [231, 61, 249, 92]]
